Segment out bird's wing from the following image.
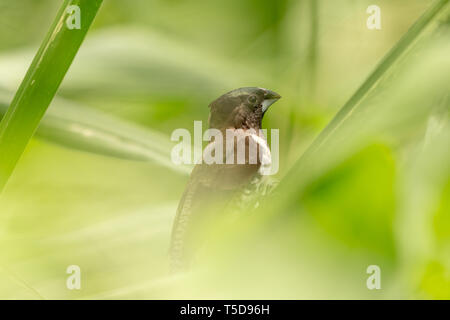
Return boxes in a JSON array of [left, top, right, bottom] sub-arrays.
[[169, 161, 259, 272]]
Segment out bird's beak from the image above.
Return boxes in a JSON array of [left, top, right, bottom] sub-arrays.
[[262, 89, 281, 112]]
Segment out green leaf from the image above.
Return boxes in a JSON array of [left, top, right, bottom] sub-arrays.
[[0, 0, 103, 192], [0, 91, 191, 175]]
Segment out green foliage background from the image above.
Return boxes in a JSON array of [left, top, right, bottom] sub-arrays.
[[0, 0, 448, 299]]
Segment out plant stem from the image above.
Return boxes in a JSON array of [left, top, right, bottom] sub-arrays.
[[0, 0, 103, 192], [284, 0, 320, 162], [306, 0, 319, 98]]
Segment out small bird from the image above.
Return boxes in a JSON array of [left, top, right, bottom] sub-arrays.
[[169, 87, 281, 272]]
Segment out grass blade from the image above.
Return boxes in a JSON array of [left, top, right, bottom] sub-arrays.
[[0, 92, 191, 175], [281, 0, 449, 192], [0, 0, 103, 192]]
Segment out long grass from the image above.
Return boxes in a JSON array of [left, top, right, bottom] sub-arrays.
[[0, 0, 102, 192]]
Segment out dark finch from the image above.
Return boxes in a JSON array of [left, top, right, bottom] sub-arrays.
[[170, 87, 281, 272]]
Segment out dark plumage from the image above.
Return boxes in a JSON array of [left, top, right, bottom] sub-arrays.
[[169, 87, 281, 272]]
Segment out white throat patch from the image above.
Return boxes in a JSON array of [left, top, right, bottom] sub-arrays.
[[249, 133, 272, 176]]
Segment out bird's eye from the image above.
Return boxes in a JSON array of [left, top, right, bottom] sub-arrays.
[[248, 95, 257, 104]]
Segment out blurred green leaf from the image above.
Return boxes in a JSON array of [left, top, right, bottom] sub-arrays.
[[0, 91, 191, 175], [302, 144, 396, 258]]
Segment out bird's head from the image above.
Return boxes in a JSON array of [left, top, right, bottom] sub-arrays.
[[208, 87, 281, 130]]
